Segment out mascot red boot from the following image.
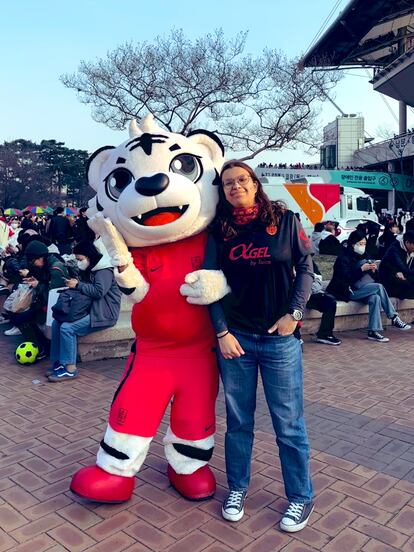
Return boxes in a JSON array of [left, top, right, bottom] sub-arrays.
[[70, 115, 229, 503]]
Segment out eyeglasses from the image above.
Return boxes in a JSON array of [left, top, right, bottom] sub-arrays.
[[222, 175, 252, 188]]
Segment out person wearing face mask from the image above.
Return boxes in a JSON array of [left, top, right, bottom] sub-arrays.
[[47, 240, 121, 382], [326, 230, 411, 342], [379, 231, 414, 300]]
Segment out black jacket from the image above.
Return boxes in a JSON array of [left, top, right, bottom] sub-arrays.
[[73, 217, 95, 243], [21, 218, 38, 232], [326, 249, 376, 301], [48, 215, 73, 244], [379, 240, 414, 285], [206, 209, 313, 334]]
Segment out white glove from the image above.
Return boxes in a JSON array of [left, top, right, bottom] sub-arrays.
[[88, 213, 132, 267], [180, 269, 231, 305], [114, 264, 149, 303]]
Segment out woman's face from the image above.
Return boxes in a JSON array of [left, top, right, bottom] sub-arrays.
[[75, 255, 88, 262], [221, 167, 258, 209], [356, 239, 367, 248]]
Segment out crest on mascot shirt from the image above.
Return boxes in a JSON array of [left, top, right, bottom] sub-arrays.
[[86, 115, 225, 248]]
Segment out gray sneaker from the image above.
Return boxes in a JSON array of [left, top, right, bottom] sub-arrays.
[[280, 501, 314, 532], [367, 331, 389, 342], [4, 326, 22, 336], [222, 490, 247, 522], [392, 315, 411, 330]]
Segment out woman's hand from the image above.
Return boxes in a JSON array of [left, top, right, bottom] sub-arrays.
[[396, 271, 406, 280], [218, 332, 245, 360], [65, 278, 79, 289], [361, 262, 376, 272], [268, 314, 297, 336], [23, 276, 38, 288]]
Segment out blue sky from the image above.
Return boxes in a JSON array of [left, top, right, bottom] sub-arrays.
[[1, 0, 412, 164]]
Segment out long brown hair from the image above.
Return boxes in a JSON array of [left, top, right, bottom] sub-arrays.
[[212, 160, 283, 239]]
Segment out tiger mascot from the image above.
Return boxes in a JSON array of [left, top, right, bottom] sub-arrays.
[[70, 115, 229, 502]]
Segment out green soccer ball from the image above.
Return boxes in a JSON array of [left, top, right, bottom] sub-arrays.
[[15, 342, 39, 365]]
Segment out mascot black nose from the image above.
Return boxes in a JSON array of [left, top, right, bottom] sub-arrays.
[[135, 173, 170, 196]]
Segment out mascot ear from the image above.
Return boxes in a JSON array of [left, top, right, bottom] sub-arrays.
[[87, 146, 115, 191], [187, 130, 225, 165]]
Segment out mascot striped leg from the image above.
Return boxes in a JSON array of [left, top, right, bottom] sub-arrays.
[[164, 427, 215, 500], [70, 426, 216, 502]]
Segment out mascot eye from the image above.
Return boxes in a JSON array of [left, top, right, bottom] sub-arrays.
[[104, 168, 134, 201], [169, 154, 203, 183]]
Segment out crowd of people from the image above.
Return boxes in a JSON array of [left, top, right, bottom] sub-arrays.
[[308, 216, 414, 345], [0, 206, 121, 381], [257, 162, 319, 170]]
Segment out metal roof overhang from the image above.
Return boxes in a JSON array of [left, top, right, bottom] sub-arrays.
[[371, 49, 414, 105], [301, 0, 414, 68]]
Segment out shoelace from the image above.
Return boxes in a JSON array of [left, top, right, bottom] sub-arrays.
[[225, 491, 245, 509], [284, 502, 304, 521]]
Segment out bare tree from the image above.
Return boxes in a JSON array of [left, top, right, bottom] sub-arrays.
[[375, 124, 395, 141], [62, 29, 340, 159]]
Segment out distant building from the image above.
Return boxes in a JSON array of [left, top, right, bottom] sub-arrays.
[[321, 115, 365, 169]]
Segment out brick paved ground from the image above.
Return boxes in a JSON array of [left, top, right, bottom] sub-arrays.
[[0, 326, 414, 551]]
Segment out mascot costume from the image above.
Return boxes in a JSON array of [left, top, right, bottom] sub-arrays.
[[70, 115, 229, 503]]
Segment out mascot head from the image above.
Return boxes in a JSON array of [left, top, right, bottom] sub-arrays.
[[87, 115, 225, 247]]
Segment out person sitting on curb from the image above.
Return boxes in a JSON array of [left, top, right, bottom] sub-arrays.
[[306, 260, 341, 345], [47, 240, 121, 382], [379, 231, 414, 300], [326, 230, 411, 342], [5, 240, 69, 357], [318, 221, 342, 255], [310, 222, 325, 254], [378, 221, 399, 258]]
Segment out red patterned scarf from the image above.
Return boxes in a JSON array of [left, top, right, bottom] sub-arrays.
[[232, 204, 259, 225]]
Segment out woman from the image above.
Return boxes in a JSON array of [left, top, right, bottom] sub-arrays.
[[47, 240, 121, 382], [5, 240, 69, 355], [326, 230, 410, 342], [206, 161, 314, 533]]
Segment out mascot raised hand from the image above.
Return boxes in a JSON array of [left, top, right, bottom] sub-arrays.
[[70, 115, 229, 503]]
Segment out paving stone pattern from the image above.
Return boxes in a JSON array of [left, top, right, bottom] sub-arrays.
[[0, 327, 414, 551]]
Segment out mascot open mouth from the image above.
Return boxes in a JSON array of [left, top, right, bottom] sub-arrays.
[[132, 205, 189, 227]]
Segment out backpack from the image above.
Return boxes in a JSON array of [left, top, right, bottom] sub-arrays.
[[51, 289, 93, 323]]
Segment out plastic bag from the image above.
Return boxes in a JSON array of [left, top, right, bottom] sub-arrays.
[[3, 284, 34, 313]]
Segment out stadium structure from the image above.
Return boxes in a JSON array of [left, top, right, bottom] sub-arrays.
[[300, 0, 414, 212]]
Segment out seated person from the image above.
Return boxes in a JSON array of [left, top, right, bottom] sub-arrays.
[[379, 231, 414, 300], [5, 240, 69, 357], [306, 260, 341, 345], [0, 231, 60, 302], [47, 240, 122, 382], [318, 222, 342, 255], [325, 230, 411, 342], [378, 221, 399, 258], [357, 221, 379, 259], [311, 222, 325, 254]]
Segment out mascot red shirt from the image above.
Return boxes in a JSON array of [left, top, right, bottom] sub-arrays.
[[70, 115, 229, 503]]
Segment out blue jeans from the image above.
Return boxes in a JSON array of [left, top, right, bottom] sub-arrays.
[[218, 329, 313, 504], [350, 283, 396, 331], [50, 315, 100, 365]]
